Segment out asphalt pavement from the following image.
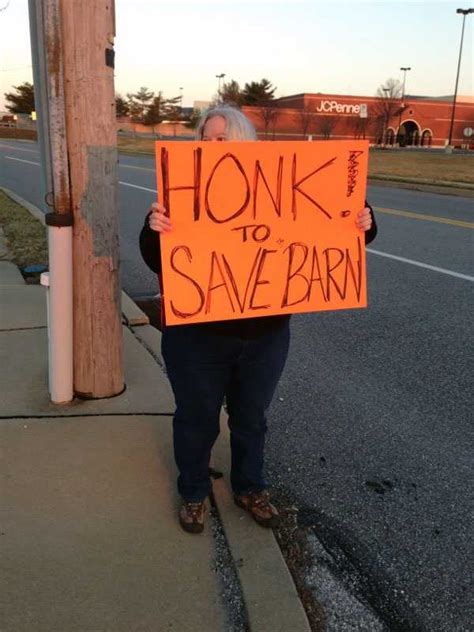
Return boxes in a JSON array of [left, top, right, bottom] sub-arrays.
[[1, 138, 473, 631]]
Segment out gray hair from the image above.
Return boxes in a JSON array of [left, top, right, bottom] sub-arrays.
[[195, 104, 257, 141]]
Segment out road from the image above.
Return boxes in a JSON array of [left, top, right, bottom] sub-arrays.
[[1, 139, 473, 631]]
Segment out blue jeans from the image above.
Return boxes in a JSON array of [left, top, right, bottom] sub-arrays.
[[162, 321, 290, 502]]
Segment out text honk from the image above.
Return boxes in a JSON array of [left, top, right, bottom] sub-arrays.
[[156, 140, 369, 325]]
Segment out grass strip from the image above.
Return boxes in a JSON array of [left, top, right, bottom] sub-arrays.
[[118, 137, 473, 185], [368, 150, 473, 184], [0, 190, 48, 269]]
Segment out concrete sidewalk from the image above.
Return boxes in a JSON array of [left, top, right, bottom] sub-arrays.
[[0, 256, 310, 631]]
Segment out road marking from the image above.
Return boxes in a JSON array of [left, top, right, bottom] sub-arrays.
[[367, 248, 474, 282], [0, 143, 39, 154], [2, 158, 470, 235], [375, 206, 474, 229], [2, 160, 156, 197], [119, 180, 157, 193], [119, 163, 155, 172], [5, 156, 40, 166]]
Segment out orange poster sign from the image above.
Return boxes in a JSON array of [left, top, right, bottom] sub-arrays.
[[155, 140, 369, 326]]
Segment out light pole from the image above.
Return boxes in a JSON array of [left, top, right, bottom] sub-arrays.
[[448, 8, 474, 147], [382, 87, 390, 145], [216, 73, 225, 101], [179, 86, 183, 110], [397, 66, 411, 145]]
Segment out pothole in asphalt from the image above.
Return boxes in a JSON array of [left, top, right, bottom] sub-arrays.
[[272, 492, 390, 632]]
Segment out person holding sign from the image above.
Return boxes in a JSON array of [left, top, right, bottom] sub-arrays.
[[140, 105, 377, 534]]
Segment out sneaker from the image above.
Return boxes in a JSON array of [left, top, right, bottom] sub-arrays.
[[179, 500, 206, 534], [234, 490, 280, 528]]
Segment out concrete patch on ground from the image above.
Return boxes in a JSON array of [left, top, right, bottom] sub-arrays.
[[131, 323, 164, 367], [0, 327, 175, 417], [0, 261, 25, 285], [121, 291, 149, 326], [0, 285, 47, 330], [0, 415, 225, 632]]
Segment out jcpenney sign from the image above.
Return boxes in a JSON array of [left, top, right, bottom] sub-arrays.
[[316, 100, 368, 116]]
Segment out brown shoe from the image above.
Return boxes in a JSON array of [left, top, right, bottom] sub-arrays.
[[234, 490, 280, 528], [179, 500, 206, 534]]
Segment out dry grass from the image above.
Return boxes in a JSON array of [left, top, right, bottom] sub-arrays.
[[2, 130, 471, 185], [117, 135, 156, 154], [0, 191, 48, 269], [0, 128, 37, 141], [368, 149, 473, 184], [117, 136, 473, 185]]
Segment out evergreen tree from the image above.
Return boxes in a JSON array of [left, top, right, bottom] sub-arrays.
[[127, 86, 154, 122], [219, 79, 244, 106], [115, 94, 129, 117], [144, 94, 165, 129], [163, 96, 183, 136], [241, 79, 276, 106], [184, 109, 202, 130], [4, 82, 35, 114]]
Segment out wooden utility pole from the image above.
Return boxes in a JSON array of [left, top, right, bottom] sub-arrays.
[[29, 0, 123, 400], [58, 0, 123, 398]]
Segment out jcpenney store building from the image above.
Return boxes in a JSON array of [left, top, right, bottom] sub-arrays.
[[243, 93, 474, 148]]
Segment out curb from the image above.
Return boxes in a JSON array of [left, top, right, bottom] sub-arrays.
[[131, 324, 311, 632], [117, 151, 473, 193], [369, 174, 474, 190], [0, 187, 149, 327], [118, 147, 155, 156], [213, 476, 311, 631]]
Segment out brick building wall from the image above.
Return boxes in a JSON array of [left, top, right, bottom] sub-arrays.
[[243, 93, 474, 148]]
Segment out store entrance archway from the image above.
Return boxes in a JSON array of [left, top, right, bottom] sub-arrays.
[[421, 130, 432, 147], [398, 121, 420, 147]]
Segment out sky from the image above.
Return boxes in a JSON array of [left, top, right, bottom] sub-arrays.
[[0, 0, 472, 111]]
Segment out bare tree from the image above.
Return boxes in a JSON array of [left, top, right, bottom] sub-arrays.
[[349, 115, 371, 140], [315, 115, 340, 140], [374, 78, 403, 144], [295, 104, 315, 137], [259, 104, 280, 139]]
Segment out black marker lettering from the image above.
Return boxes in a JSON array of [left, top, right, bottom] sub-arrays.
[[161, 147, 202, 220], [205, 251, 236, 314], [281, 242, 309, 307], [323, 248, 345, 300], [232, 224, 271, 243], [343, 236, 363, 300], [205, 153, 250, 223], [253, 157, 283, 219], [169, 246, 205, 318], [248, 249, 277, 310], [291, 154, 335, 221]]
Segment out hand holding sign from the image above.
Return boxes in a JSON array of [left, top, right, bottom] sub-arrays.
[[155, 139, 369, 326], [149, 202, 172, 232], [356, 207, 373, 232], [149, 201, 373, 234]]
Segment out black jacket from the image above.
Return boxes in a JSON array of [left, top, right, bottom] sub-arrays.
[[139, 205, 377, 336]]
